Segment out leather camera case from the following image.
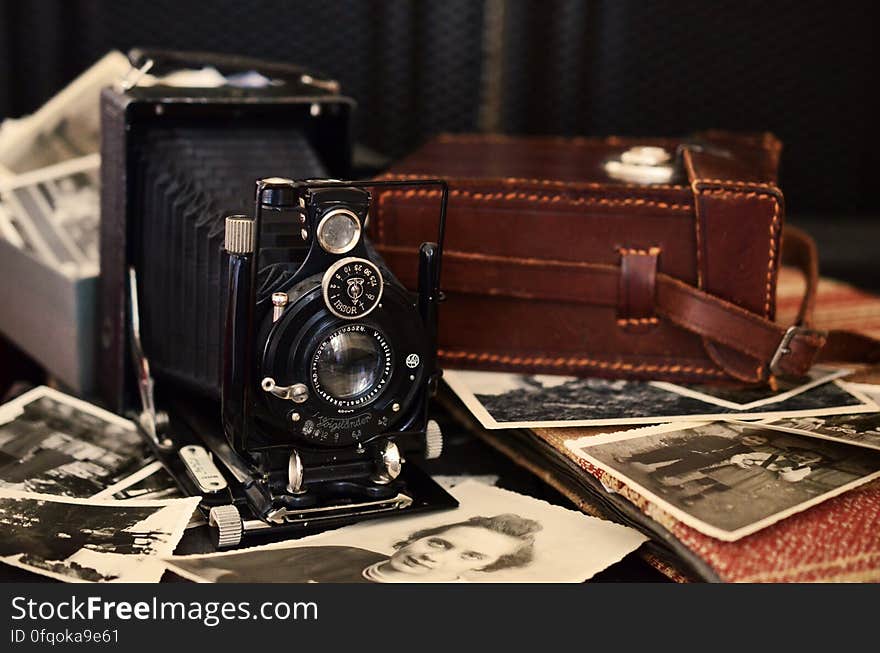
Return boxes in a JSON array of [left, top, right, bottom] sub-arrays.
[[371, 131, 793, 384]]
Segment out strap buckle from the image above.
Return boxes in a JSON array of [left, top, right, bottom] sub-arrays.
[[768, 325, 827, 377]]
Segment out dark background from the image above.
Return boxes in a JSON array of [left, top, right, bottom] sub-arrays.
[[0, 0, 877, 392], [0, 0, 877, 215]]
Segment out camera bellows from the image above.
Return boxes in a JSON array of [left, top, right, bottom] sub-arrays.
[[224, 216, 255, 255], [133, 127, 328, 396]]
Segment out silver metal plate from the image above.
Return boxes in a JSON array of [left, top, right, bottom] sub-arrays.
[[263, 492, 414, 526], [179, 445, 228, 494]]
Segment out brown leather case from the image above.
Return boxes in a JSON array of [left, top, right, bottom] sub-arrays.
[[371, 131, 814, 384]]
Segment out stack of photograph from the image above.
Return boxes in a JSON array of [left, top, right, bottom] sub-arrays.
[[441, 364, 880, 582], [0, 386, 199, 583], [0, 386, 654, 584]]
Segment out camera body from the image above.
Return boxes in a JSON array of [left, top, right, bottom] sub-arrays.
[[100, 51, 456, 546], [221, 178, 446, 522]]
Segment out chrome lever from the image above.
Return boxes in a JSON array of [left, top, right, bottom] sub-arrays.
[[263, 492, 414, 525], [260, 377, 308, 403], [128, 266, 173, 450]]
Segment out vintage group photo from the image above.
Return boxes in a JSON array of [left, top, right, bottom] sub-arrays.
[[566, 421, 880, 541], [443, 369, 877, 429]]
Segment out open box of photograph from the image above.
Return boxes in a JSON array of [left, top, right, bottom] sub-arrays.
[[0, 52, 128, 394], [0, 157, 102, 394]]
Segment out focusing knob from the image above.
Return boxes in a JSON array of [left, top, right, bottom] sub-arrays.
[[209, 504, 243, 549], [424, 420, 444, 460], [224, 216, 255, 255]]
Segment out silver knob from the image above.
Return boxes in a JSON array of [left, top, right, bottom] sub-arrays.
[[287, 449, 306, 494], [272, 292, 289, 322], [209, 504, 243, 549], [372, 440, 402, 485], [224, 216, 255, 255], [424, 420, 444, 460]]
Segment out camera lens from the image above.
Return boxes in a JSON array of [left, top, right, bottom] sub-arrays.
[[317, 208, 361, 254], [314, 330, 383, 399]]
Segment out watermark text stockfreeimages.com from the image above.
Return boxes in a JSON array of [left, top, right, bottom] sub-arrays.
[[10, 594, 317, 630]]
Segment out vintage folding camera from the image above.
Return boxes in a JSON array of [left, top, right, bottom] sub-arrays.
[[100, 50, 455, 547]]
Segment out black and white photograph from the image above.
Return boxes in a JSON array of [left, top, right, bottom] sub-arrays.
[[0, 386, 151, 498], [443, 370, 878, 430], [0, 489, 198, 582], [565, 421, 880, 541], [432, 474, 500, 491], [0, 155, 100, 276], [165, 481, 647, 584], [764, 413, 880, 452], [649, 365, 851, 410], [0, 51, 127, 174], [844, 382, 880, 396], [762, 387, 880, 451], [92, 461, 182, 501]]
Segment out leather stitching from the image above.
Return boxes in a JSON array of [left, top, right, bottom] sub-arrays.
[[438, 349, 726, 377], [377, 188, 692, 211], [617, 247, 660, 328], [764, 199, 781, 316], [696, 179, 779, 190], [683, 150, 704, 290], [377, 172, 691, 192], [618, 247, 661, 256]]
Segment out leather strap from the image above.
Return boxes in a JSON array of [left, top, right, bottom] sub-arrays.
[[618, 247, 660, 332], [377, 235, 880, 381]]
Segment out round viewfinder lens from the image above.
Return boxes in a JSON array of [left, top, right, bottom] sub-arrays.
[[317, 209, 360, 254]]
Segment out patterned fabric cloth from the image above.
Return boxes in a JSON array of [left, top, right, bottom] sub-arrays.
[[776, 267, 880, 340], [535, 268, 880, 582]]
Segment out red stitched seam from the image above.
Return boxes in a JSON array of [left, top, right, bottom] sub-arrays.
[[694, 191, 703, 289], [618, 247, 661, 257], [377, 172, 691, 192], [695, 179, 779, 190], [616, 317, 660, 325], [438, 349, 726, 376], [764, 198, 781, 316], [698, 189, 774, 201], [377, 188, 691, 211]]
